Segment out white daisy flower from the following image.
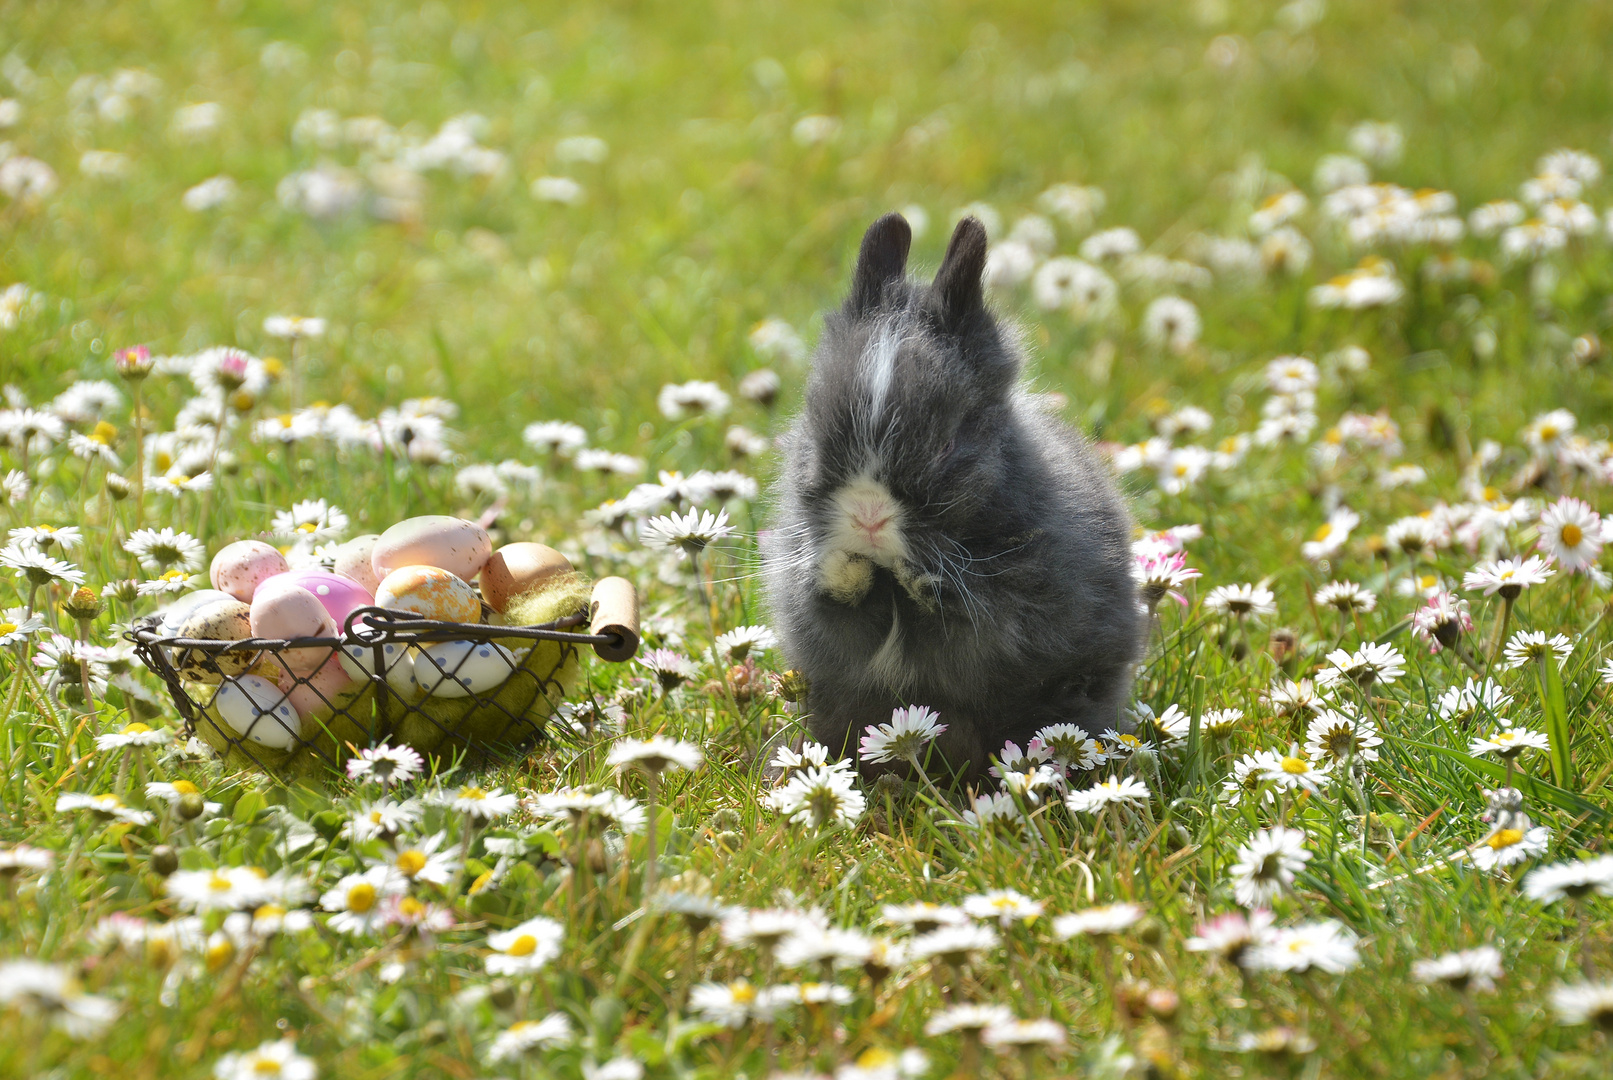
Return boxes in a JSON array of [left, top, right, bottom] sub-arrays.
[[1411, 946, 1503, 993], [1229, 827, 1311, 907], [485, 915, 565, 975], [859, 705, 947, 765], [1064, 776, 1150, 814], [1052, 902, 1144, 938]]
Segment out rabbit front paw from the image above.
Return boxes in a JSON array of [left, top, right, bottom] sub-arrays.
[[820, 550, 874, 604]]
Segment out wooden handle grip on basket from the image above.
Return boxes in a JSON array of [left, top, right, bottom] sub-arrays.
[[588, 577, 640, 662]]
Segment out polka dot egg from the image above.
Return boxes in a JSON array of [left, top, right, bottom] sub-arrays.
[[212, 674, 301, 749], [415, 640, 520, 698]]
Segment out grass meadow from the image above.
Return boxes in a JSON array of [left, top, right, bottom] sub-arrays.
[[3, 1, 1613, 1077]]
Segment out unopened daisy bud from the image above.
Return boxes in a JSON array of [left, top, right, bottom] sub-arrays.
[[107, 578, 139, 604], [1146, 986, 1180, 1021], [149, 844, 179, 877], [113, 345, 154, 381], [774, 668, 809, 702], [488, 983, 518, 1010], [104, 474, 132, 501], [229, 389, 256, 413], [177, 792, 206, 821], [62, 586, 102, 621]]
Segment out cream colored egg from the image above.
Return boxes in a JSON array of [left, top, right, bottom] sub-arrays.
[[209, 540, 290, 603], [372, 516, 492, 582], [373, 565, 482, 623], [332, 535, 382, 594], [212, 674, 301, 749], [175, 598, 257, 683], [415, 640, 520, 698]]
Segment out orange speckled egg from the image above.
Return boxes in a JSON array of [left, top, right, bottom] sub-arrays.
[[373, 565, 482, 623]]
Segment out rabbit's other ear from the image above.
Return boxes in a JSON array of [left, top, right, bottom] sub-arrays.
[[932, 216, 987, 321], [848, 213, 912, 316]]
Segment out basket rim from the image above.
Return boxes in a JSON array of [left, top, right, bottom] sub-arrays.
[[127, 604, 627, 654]]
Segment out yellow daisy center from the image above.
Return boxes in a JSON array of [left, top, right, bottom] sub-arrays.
[[205, 938, 235, 972], [460, 786, 487, 801], [506, 934, 538, 957], [122, 723, 151, 735], [253, 1060, 284, 1076], [208, 873, 234, 892], [172, 780, 199, 795], [396, 850, 427, 877], [347, 882, 378, 913], [1312, 523, 1333, 542], [1486, 829, 1523, 850], [1561, 523, 1583, 547], [0, 623, 15, 635], [731, 981, 756, 1004], [1281, 756, 1310, 774]]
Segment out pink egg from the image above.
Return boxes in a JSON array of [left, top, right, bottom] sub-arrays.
[[250, 579, 339, 674], [332, 535, 381, 594], [263, 569, 374, 633], [279, 656, 355, 723], [372, 516, 492, 582], [209, 540, 290, 603], [374, 565, 482, 623]]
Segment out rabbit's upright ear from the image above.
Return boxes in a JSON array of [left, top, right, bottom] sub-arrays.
[[848, 213, 912, 316], [932, 216, 987, 321]]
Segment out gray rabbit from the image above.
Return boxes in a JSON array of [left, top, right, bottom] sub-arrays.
[[763, 213, 1143, 778]]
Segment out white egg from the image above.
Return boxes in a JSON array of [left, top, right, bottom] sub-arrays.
[[337, 641, 419, 696], [415, 640, 518, 698], [212, 674, 301, 749]]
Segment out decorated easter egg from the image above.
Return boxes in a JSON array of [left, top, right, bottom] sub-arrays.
[[263, 569, 374, 632], [373, 565, 481, 623], [157, 589, 233, 636], [415, 640, 520, 698], [332, 535, 381, 594], [372, 516, 492, 582], [212, 674, 301, 749], [208, 541, 290, 603], [281, 656, 356, 723], [174, 598, 257, 683], [250, 579, 338, 674], [480, 543, 573, 614], [337, 640, 420, 696]]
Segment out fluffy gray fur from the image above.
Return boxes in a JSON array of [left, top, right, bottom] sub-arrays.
[[763, 212, 1143, 778]]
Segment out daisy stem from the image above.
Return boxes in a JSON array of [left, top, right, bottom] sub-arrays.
[[75, 617, 95, 714], [115, 747, 133, 795], [1093, 935, 1129, 1031], [130, 383, 144, 531], [1461, 988, 1492, 1060], [1487, 596, 1513, 666], [903, 751, 948, 809], [689, 551, 716, 641], [642, 769, 660, 900], [455, 811, 476, 899]]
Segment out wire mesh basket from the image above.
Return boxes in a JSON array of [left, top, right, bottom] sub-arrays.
[[129, 576, 640, 779]]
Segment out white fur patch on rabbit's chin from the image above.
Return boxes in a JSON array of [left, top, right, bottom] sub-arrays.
[[819, 475, 909, 604]]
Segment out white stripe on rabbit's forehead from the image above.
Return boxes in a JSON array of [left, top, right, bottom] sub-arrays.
[[860, 320, 902, 416]]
